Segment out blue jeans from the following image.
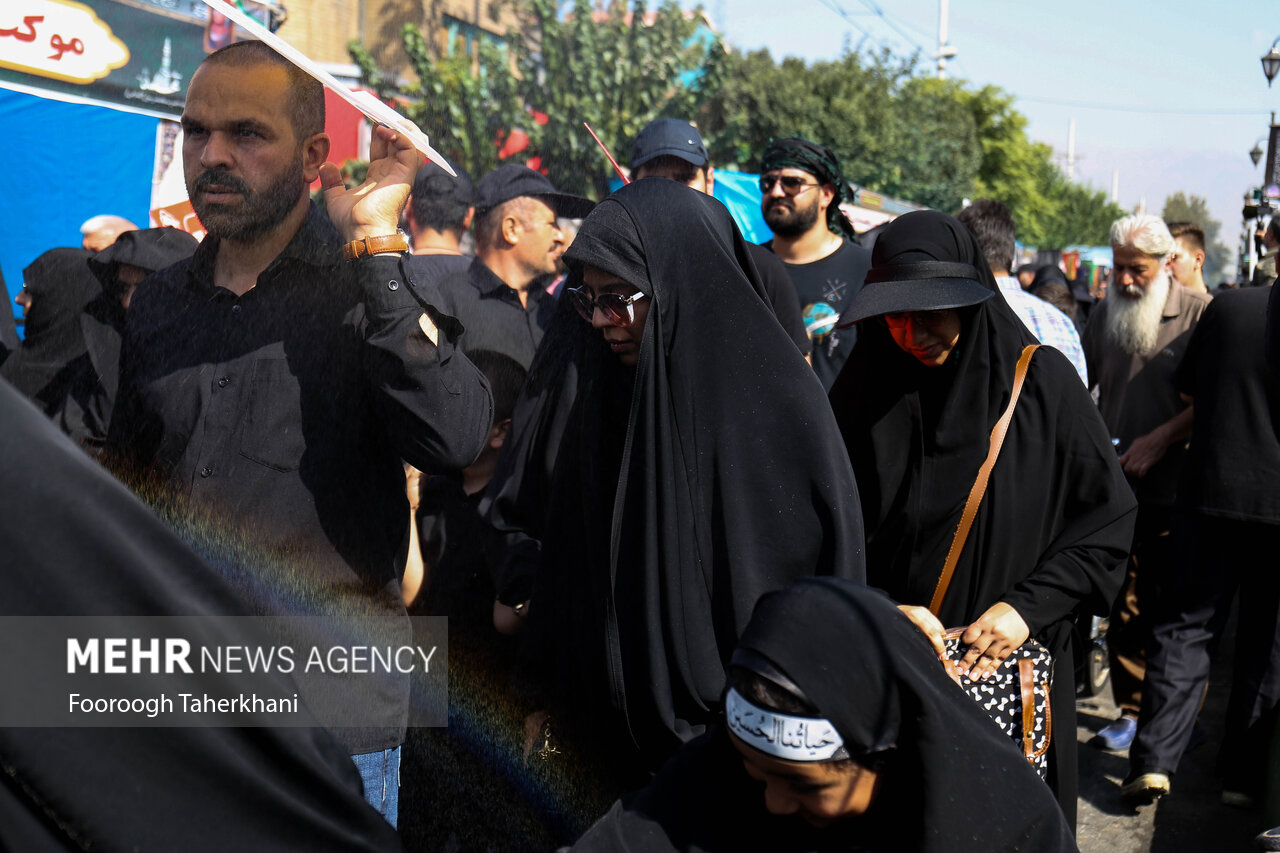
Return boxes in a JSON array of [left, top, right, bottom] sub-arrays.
[[351, 746, 401, 827]]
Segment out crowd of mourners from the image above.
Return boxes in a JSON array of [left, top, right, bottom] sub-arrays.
[[3, 36, 1280, 853]]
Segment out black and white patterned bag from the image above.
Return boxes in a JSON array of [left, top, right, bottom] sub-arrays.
[[943, 630, 1053, 779]]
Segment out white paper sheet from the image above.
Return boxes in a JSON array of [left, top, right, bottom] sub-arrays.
[[200, 0, 454, 176]]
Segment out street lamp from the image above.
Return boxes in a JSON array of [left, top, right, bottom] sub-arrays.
[[1252, 139, 1266, 167], [1263, 38, 1280, 87]]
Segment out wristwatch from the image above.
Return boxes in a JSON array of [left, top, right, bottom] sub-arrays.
[[342, 233, 409, 260]]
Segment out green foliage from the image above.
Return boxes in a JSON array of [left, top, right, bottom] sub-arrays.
[[1162, 191, 1230, 281], [700, 47, 1123, 247], [513, 0, 724, 197], [346, 8, 1121, 244], [351, 28, 525, 180], [699, 48, 978, 211], [349, 1, 722, 198]]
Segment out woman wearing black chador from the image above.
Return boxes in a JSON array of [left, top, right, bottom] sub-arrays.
[[828, 210, 1136, 828]]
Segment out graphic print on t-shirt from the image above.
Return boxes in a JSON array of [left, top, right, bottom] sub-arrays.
[[802, 276, 851, 351]]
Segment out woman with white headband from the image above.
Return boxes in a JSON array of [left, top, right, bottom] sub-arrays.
[[571, 578, 1075, 852]]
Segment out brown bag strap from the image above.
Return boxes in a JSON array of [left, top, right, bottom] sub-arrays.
[[928, 344, 1040, 616], [1019, 657, 1037, 757]]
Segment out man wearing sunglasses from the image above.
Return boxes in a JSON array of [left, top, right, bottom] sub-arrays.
[[627, 118, 810, 362], [436, 164, 594, 370], [759, 137, 871, 390]]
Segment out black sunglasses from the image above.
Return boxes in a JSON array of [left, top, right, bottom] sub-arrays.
[[759, 174, 820, 195], [566, 285, 648, 327]]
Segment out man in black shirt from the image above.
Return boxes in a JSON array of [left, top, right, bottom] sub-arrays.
[[405, 158, 474, 291], [628, 118, 810, 360], [1124, 285, 1280, 806], [438, 164, 593, 368], [106, 40, 493, 825], [759, 137, 871, 390]]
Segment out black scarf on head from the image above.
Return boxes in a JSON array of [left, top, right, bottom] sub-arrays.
[[571, 579, 1077, 852], [1, 248, 100, 411], [761, 137, 856, 241], [737, 579, 1077, 852], [487, 178, 865, 761], [68, 228, 200, 440], [827, 210, 1135, 824]]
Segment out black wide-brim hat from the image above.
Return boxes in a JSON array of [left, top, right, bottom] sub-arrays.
[[843, 260, 993, 324]]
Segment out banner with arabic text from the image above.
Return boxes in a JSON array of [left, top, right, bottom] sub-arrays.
[[0, 0, 272, 118]]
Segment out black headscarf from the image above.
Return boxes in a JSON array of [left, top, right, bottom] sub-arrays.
[[0, 377, 401, 852], [87, 226, 199, 300], [571, 579, 1077, 852], [761, 137, 856, 241], [59, 228, 200, 449], [488, 178, 865, 761], [0, 248, 100, 411], [828, 210, 1135, 824]]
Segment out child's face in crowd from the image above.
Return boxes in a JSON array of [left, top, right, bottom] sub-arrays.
[[730, 732, 880, 827]]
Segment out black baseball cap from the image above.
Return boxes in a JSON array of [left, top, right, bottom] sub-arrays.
[[630, 118, 709, 170], [473, 163, 595, 218]]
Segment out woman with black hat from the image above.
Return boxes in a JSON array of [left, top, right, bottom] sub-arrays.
[[571, 578, 1076, 852], [827, 210, 1136, 827]]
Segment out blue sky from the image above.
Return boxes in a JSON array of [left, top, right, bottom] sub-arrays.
[[692, 0, 1277, 264]]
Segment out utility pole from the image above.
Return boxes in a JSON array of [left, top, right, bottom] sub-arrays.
[[1066, 118, 1076, 181], [1110, 169, 1119, 204], [936, 0, 957, 80]]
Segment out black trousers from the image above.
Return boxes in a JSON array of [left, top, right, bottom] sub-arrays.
[[1108, 504, 1175, 716], [1130, 514, 1280, 794]]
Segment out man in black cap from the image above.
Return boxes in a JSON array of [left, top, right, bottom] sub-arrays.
[[630, 118, 809, 360], [759, 137, 871, 389], [437, 163, 593, 368]]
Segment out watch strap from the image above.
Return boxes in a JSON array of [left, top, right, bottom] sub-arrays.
[[342, 233, 409, 260]]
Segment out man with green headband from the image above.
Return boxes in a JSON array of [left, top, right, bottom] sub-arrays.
[[760, 137, 871, 389]]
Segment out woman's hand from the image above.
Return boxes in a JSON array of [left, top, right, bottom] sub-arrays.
[[958, 602, 1029, 681], [897, 604, 947, 657]]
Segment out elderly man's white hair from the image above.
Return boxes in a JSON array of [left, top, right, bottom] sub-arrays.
[[1110, 214, 1174, 260]]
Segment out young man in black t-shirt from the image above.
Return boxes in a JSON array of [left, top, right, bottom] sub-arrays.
[[758, 137, 871, 390]]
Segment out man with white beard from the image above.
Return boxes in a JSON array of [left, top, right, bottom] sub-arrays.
[[1082, 214, 1210, 759]]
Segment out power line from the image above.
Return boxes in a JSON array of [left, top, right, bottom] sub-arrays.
[[816, 0, 920, 57], [1017, 95, 1265, 116], [849, 0, 930, 54], [814, 0, 877, 45]]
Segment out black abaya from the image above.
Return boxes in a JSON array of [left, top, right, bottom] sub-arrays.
[[828, 211, 1136, 826], [0, 248, 100, 413], [572, 579, 1078, 852], [0, 377, 401, 852], [488, 179, 865, 763]]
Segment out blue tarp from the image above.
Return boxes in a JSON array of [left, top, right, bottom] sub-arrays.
[[0, 87, 157, 333], [710, 170, 772, 244], [608, 170, 773, 244]]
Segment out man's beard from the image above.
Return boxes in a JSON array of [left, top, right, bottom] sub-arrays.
[[1104, 270, 1170, 356], [188, 159, 304, 241], [763, 193, 821, 237]]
